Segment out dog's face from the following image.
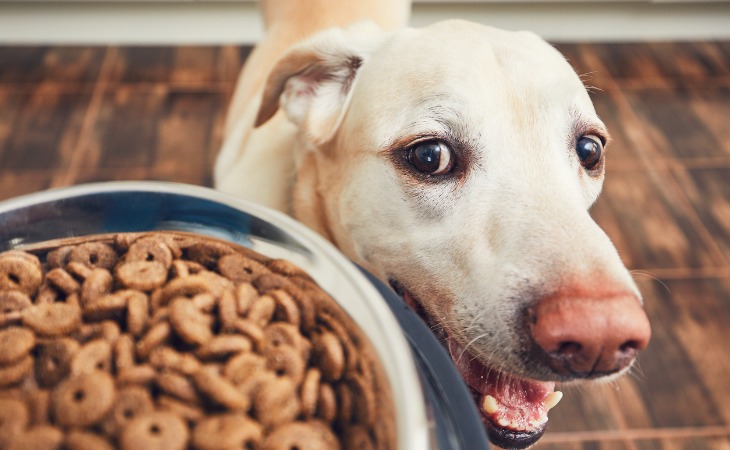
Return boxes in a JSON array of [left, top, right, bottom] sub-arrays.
[[257, 20, 651, 449]]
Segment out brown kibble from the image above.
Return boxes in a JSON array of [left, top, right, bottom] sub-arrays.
[[119, 411, 188, 450], [68, 243, 117, 270], [193, 365, 249, 411], [0, 327, 35, 365], [126, 291, 150, 337], [70, 339, 112, 375], [114, 334, 136, 371], [301, 368, 321, 419], [266, 345, 305, 383], [102, 386, 154, 437], [46, 246, 73, 268], [253, 376, 300, 427], [65, 431, 115, 450], [156, 395, 204, 422], [260, 420, 340, 450], [126, 236, 175, 269], [169, 298, 213, 346], [343, 425, 376, 450], [185, 241, 233, 269], [247, 294, 276, 327], [0, 398, 29, 447], [83, 292, 127, 321], [7, 425, 64, 450], [27, 389, 51, 425], [196, 335, 252, 361], [312, 331, 345, 381], [80, 269, 113, 305], [0, 355, 33, 386], [149, 346, 200, 375], [136, 321, 171, 359], [252, 273, 290, 294], [0, 252, 43, 296], [156, 372, 199, 403], [269, 289, 301, 327], [223, 352, 266, 385], [45, 268, 80, 295], [217, 253, 266, 282], [116, 261, 168, 292], [349, 374, 376, 427], [117, 365, 157, 386], [267, 258, 313, 280], [317, 383, 337, 424], [52, 371, 115, 427], [0, 289, 32, 313], [35, 338, 79, 388], [192, 414, 262, 450]]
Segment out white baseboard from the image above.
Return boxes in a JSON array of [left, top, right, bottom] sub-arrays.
[[0, 1, 729, 44]]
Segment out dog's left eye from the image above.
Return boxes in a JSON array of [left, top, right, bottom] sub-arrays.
[[576, 135, 604, 171], [406, 141, 453, 175]]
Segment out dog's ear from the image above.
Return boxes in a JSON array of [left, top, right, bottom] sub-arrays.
[[255, 22, 386, 144]]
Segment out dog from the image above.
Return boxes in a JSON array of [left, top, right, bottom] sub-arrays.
[[215, 1, 652, 448]]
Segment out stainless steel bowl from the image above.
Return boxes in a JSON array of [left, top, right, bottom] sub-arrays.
[[0, 181, 432, 449]]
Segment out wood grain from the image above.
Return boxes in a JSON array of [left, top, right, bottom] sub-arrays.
[[0, 42, 729, 448]]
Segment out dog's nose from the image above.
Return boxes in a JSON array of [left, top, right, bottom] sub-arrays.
[[528, 293, 651, 377]]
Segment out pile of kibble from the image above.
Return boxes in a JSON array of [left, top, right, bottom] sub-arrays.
[[0, 232, 394, 450]]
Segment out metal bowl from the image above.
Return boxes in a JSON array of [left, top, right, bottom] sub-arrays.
[[0, 181, 432, 449]]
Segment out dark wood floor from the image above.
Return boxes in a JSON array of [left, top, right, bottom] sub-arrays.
[[1, 42, 729, 450]]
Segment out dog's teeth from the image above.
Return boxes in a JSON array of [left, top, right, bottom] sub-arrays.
[[497, 418, 510, 428], [537, 414, 548, 424], [482, 395, 499, 414], [544, 391, 563, 411]]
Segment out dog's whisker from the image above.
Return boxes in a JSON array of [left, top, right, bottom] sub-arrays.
[[630, 269, 672, 295]]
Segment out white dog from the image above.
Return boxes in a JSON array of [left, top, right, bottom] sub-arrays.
[[216, 1, 651, 448]]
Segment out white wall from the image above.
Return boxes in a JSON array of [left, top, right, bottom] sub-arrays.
[[0, 0, 729, 44]]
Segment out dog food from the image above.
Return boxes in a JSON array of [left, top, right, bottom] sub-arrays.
[[0, 232, 395, 450]]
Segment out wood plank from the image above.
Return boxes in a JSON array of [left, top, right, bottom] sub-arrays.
[[0, 46, 106, 84]]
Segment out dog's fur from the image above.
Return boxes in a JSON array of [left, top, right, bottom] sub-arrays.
[[216, 1, 649, 447]]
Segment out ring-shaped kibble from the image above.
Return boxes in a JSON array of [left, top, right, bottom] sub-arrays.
[[0, 354, 33, 386], [0, 254, 43, 296], [119, 411, 188, 450], [0, 398, 29, 446], [253, 376, 300, 428], [0, 290, 32, 314], [22, 303, 82, 337], [148, 347, 200, 375], [252, 273, 291, 295], [335, 382, 353, 427], [83, 292, 128, 322], [126, 291, 150, 337], [234, 283, 258, 316], [169, 298, 213, 346], [266, 258, 313, 281], [45, 268, 80, 295], [193, 365, 249, 411], [185, 241, 234, 269], [7, 424, 64, 450], [46, 246, 73, 268], [349, 374, 376, 427], [35, 338, 79, 388], [192, 414, 262, 450], [116, 261, 168, 292], [269, 290, 301, 327], [1, 250, 41, 268], [116, 365, 156, 386], [217, 290, 238, 332], [0, 326, 35, 365], [160, 276, 212, 306], [156, 372, 200, 403], [311, 330, 345, 382], [135, 321, 171, 359], [196, 335, 252, 361], [156, 395, 204, 423], [70, 339, 112, 375], [80, 269, 113, 305], [52, 371, 115, 427], [101, 386, 154, 437], [318, 312, 359, 374], [300, 368, 322, 419], [317, 383, 337, 424], [223, 352, 266, 385], [259, 420, 340, 450], [344, 425, 377, 450], [264, 322, 306, 355], [65, 430, 115, 450], [231, 319, 264, 349], [247, 294, 275, 327], [126, 237, 174, 269], [217, 253, 267, 283], [68, 242, 117, 270]]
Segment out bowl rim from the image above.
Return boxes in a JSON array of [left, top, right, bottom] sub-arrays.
[[0, 181, 432, 450]]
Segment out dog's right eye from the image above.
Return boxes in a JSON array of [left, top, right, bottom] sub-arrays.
[[406, 141, 454, 175]]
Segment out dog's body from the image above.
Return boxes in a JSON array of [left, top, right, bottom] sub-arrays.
[[216, 1, 651, 448]]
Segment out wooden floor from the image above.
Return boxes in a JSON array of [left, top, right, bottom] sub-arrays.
[[1, 42, 729, 450]]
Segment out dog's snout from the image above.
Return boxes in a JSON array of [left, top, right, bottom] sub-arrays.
[[528, 292, 651, 378]]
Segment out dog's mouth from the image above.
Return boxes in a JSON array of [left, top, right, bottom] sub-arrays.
[[389, 280, 562, 450]]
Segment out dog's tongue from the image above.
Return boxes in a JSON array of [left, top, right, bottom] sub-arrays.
[[447, 338, 561, 433]]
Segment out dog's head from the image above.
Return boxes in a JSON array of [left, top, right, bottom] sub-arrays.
[[256, 20, 651, 449]]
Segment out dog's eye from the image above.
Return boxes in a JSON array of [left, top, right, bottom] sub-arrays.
[[407, 141, 453, 175], [576, 135, 603, 170]]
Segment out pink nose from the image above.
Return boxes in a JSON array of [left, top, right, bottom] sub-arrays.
[[528, 292, 651, 377]]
